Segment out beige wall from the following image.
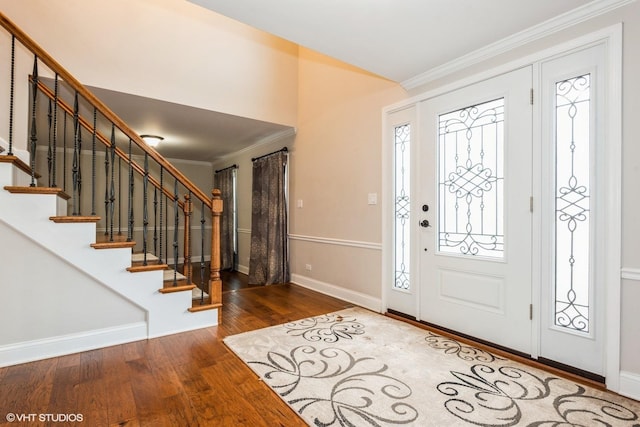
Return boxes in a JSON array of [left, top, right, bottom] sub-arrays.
[[290, 48, 406, 303], [0, 0, 298, 153]]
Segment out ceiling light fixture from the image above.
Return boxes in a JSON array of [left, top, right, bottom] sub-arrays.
[[140, 134, 164, 148]]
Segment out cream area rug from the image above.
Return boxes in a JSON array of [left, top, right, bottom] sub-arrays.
[[224, 307, 640, 426]]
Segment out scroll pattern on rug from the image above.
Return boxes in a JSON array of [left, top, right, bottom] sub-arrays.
[[251, 314, 418, 426], [224, 309, 640, 427]]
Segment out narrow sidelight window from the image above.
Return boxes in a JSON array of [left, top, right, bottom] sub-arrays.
[[394, 124, 411, 290], [554, 74, 591, 332]]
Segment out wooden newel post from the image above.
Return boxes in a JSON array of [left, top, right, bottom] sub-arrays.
[[210, 189, 223, 320], [182, 193, 192, 280]]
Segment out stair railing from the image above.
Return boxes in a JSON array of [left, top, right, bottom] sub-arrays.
[[0, 12, 222, 315]]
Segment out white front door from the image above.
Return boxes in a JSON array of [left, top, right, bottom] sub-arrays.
[[418, 67, 533, 354], [385, 30, 619, 384]]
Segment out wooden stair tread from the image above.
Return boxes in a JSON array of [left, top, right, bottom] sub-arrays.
[[91, 241, 136, 249], [188, 301, 222, 313], [0, 155, 40, 177], [4, 185, 70, 200], [127, 264, 169, 273], [50, 215, 100, 223], [158, 284, 196, 294]]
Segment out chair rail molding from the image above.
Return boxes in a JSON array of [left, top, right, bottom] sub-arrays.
[[621, 268, 640, 282], [288, 233, 382, 251]]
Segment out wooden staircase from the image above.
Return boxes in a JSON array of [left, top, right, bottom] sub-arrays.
[[0, 156, 221, 366], [0, 12, 224, 366]]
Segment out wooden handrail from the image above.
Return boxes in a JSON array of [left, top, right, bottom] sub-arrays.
[[0, 12, 211, 209], [35, 79, 185, 210]]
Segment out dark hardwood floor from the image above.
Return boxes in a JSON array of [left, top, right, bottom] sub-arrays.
[[0, 273, 352, 426]]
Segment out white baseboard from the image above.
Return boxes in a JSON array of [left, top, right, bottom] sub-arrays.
[[291, 273, 382, 313], [236, 264, 249, 275], [619, 370, 640, 401], [0, 322, 147, 368]]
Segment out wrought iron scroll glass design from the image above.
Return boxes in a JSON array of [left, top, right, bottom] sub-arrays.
[[438, 98, 504, 258], [394, 124, 411, 290], [554, 74, 591, 333]]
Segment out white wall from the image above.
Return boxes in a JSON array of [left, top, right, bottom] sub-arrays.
[[0, 221, 145, 346]]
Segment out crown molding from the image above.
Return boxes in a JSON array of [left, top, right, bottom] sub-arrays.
[[401, 0, 636, 90]]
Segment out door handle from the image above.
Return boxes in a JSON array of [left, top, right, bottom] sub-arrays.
[[419, 219, 431, 228]]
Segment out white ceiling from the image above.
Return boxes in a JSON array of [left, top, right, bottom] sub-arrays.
[[188, 0, 590, 83]]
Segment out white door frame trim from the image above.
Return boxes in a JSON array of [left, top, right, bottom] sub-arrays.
[[382, 23, 622, 391]]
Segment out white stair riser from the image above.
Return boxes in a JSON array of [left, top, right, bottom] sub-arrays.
[[0, 191, 60, 219], [0, 157, 38, 187]]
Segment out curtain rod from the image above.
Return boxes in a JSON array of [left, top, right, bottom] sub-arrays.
[[252, 146, 288, 162], [214, 164, 238, 173]]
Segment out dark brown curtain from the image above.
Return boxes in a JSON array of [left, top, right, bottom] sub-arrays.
[[248, 151, 289, 285], [214, 167, 236, 270]]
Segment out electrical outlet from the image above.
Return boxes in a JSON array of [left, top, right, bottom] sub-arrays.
[[305, 264, 312, 271]]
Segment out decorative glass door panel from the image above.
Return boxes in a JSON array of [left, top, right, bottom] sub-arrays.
[[394, 124, 411, 291], [539, 44, 606, 376], [438, 99, 504, 258], [386, 106, 418, 317], [554, 74, 591, 333]]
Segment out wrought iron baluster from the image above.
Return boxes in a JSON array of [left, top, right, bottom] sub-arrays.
[[52, 74, 59, 187], [173, 179, 179, 286], [77, 125, 82, 213], [63, 111, 67, 192], [153, 187, 158, 256], [127, 139, 134, 242], [29, 56, 38, 187], [142, 152, 149, 265], [47, 98, 52, 186], [159, 167, 164, 263], [71, 92, 80, 215], [118, 156, 122, 236], [91, 108, 97, 215], [109, 128, 116, 241], [104, 128, 110, 235], [8, 35, 15, 155], [199, 200, 206, 304]]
